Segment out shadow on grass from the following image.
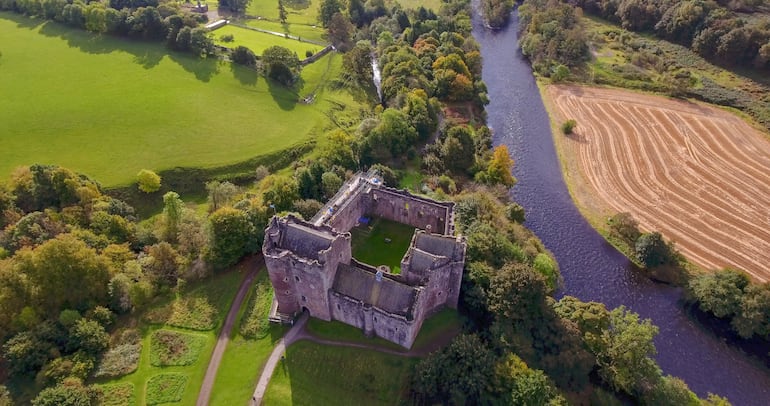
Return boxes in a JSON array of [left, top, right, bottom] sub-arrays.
[[1, 11, 46, 29], [31, 18, 220, 81], [267, 78, 299, 111], [230, 63, 259, 87]]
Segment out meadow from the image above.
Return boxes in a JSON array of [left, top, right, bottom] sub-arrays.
[[211, 24, 321, 56], [0, 12, 345, 187]]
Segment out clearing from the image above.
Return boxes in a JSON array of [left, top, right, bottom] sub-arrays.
[[544, 85, 770, 281], [0, 12, 345, 186], [211, 24, 321, 56], [351, 217, 416, 274]]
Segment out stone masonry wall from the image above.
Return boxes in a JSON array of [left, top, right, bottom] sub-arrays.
[[368, 188, 451, 234]]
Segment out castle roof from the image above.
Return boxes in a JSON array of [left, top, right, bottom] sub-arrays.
[[280, 222, 334, 260], [332, 263, 418, 318], [414, 232, 460, 259]]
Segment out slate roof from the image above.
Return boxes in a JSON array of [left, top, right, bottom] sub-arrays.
[[279, 222, 334, 260], [332, 263, 418, 317], [414, 233, 458, 259]]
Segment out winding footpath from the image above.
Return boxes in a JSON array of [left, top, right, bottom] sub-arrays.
[[196, 257, 262, 406]]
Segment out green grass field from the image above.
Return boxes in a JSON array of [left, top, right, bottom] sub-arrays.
[[0, 13, 347, 186], [262, 341, 417, 406], [351, 218, 416, 274], [94, 268, 246, 405], [248, 0, 321, 25], [244, 19, 327, 43], [208, 271, 287, 406], [212, 24, 321, 56]]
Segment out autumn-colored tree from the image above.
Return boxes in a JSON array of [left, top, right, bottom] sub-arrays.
[[486, 145, 517, 187]]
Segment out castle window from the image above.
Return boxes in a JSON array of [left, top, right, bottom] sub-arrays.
[[285, 290, 290, 295], [295, 276, 300, 282], [438, 291, 443, 297], [301, 295, 307, 302], [283, 277, 288, 282], [374, 317, 378, 322], [449, 288, 454, 293], [337, 304, 341, 310]]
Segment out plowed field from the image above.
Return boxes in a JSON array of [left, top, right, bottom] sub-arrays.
[[545, 85, 770, 281]]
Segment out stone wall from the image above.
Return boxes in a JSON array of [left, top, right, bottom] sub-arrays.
[[368, 188, 452, 234], [328, 292, 420, 348]]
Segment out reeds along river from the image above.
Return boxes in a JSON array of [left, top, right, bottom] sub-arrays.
[[471, 7, 770, 405]]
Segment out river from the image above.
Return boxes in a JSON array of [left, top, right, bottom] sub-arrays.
[[472, 8, 770, 405]]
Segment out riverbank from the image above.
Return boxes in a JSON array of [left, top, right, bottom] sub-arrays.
[[538, 81, 770, 282]]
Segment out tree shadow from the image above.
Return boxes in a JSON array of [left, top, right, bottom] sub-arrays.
[[2, 11, 46, 30], [267, 78, 299, 110], [37, 20, 165, 69], [230, 63, 259, 86], [167, 52, 220, 82]]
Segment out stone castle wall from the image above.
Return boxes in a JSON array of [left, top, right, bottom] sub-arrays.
[[369, 188, 452, 234]]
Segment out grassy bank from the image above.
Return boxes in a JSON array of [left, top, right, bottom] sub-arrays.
[[0, 12, 345, 187]]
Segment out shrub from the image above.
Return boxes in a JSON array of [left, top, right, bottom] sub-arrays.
[[94, 343, 141, 378], [167, 297, 217, 330], [137, 169, 161, 193], [561, 119, 577, 134], [240, 281, 273, 339], [150, 330, 205, 366], [305, 49, 314, 58], [99, 383, 135, 406], [146, 373, 188, 405], [219, 34, 234, 42]]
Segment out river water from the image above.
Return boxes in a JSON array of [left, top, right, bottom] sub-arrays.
[[472, 8, 770, 405]]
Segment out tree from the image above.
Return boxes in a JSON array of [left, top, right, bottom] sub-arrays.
[[136, 169, 161, 193], [561, 119, 577, 134], [609, 212, 640, 245], [231, 45, 257, 67], [442, 125, 475, 174], [207, 207, 255, 268], [688, 268, 749, 318], [261, 175, 299, 212], [319, 0, 341, 27], [327, 12, 353, 51], [635, 232, 675, 268], [412, 334, 497, 404], [68, 318, 109, 356], [2, 331, 50, 376], [598, 306, 661, 396], [145, 242, 181, 288], [15, 234, 110, 314], [262, 46, 300, 86], [31, 377, 100, 406], [485, 145, 517, 187], [162, 191, 183, 242], [321, 172, 343, 200], [643, 375, 700, 406], [495, 354, 562, 406], [189, 27, 215, 57], [278, 0, 287, 23], [732, 282, 770, 339], [342, 42, 373, 87], [205, 181, 240, 212], [219, 0, 251, 13]]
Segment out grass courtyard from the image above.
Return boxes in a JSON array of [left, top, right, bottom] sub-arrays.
[[351, 218, 416, 274], [211, 24, 321, 56], [0, 12, 347, 187]]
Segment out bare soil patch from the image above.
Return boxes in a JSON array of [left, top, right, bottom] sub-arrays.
[[545, 85, 770, 281]]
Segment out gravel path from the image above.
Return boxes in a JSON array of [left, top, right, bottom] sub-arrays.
[[196, 256, 263, 406]]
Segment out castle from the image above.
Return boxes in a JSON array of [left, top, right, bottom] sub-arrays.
[[262, 170, 466, 348]]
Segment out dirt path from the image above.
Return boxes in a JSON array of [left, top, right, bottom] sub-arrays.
[[249, 312, 309, 405], [196, 256, 263, 406], [544, 85, 770, 280]]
